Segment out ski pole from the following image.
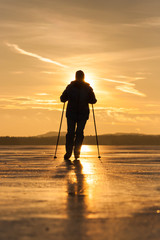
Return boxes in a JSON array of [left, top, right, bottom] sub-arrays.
[[54, 102, 65, 159], [92, 104, 101, 159]]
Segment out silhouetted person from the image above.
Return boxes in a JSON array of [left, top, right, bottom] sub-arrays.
[[60, 70, 97, 160]]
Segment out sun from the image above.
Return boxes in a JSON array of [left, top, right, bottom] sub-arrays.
[[84, 73, 95, 88], [67, 71, 95, 88]]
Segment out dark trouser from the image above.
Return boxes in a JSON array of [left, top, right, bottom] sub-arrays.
[[65, 118, 87, 158]]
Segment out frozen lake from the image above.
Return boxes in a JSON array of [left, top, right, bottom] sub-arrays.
[[0, 145, 160, 240]]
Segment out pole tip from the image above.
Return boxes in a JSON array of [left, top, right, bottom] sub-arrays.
[[54, 156, 57, 159]]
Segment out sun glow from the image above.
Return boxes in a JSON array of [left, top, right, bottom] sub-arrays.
[[81, 145, 91, 153], [85, 73, 95, 88], [67, 71, 95, 88]]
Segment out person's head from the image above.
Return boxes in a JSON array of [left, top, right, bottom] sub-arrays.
[[75, 70, 85, 82]]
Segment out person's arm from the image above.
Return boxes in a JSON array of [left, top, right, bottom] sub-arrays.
[[60, 87, 69, 102], [88, 87, 97, 104]]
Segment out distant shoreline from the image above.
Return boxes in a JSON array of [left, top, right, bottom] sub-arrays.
[[1, 134, 160, 145]]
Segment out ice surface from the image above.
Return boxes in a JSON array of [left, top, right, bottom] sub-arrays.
[[0, 145, 160, 240]]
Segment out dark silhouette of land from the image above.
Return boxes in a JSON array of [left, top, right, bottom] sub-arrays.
[[36, 131, 66, 138], [1, 133, 160, 145]]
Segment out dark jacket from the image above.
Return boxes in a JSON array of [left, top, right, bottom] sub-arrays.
[[60, 80, 97, 120]]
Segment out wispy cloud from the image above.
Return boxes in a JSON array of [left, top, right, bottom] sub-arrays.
[[94, 107, 159, 124], [99, 78, 146, 97], [115, 75, 146, 81], [41, 71, 56, 74], [36, 93, 49, 96], [11, 71, 24, 74], [146, 103, 160, 108], [124, 17, 160, 28], [94, 106, 138, 113], [127, 55, 160, 62], [0, 96, 60, 110], [99, 77, 134, 86], [6, 43, 68, 68], [116, 85, 146, 97]]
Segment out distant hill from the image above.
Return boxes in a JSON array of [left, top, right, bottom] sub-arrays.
[[36, 131, 66, 137], [1, 133, 160, 145]]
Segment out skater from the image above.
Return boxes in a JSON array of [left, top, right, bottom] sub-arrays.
[[60, 70, 97, 160]]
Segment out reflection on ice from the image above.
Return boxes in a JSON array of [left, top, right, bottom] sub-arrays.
[[0, 145, 160, 220], [0, 145, 160, 239], [67, 160, 86, 197], [81, 145, 92, 153]]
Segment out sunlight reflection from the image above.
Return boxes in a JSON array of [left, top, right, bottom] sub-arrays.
[[68, 171, 78, 195], [81, 145, 91, 153], [80, 160, 93, 175]]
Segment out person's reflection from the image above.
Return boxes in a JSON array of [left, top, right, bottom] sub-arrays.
[[65, 160, 90, 240]]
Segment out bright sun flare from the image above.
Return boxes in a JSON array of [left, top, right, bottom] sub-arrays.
[[68, 71, 95, 88], [81, 145, 91, 153], [85, 73, 95, 88]]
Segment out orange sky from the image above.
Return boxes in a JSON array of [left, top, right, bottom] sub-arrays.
[[0, 0, 160, 136]]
